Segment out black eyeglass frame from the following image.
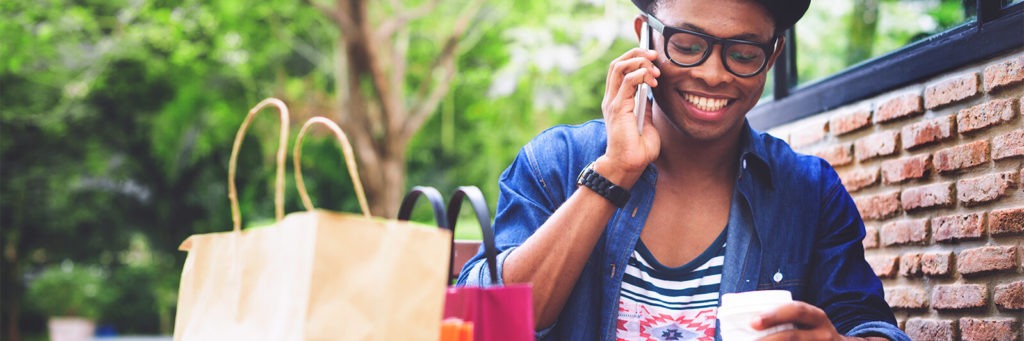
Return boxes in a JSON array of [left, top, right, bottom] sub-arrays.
[[644, 14, 779, 78]]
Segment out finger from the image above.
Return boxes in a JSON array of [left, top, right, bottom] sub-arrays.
[[603, 49, 659, 120], [753, 302, 830, 330], [611, 54, 659, 83], [605, 49, 646, 90], [606, 52, 660, 96], [757, 328, 833, 341], [605, 48, 648, 78], [615, 68, 655, 117], [606, 61, 654, 102]]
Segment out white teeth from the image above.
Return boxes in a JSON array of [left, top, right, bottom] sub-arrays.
[[685, 93, 729, 111]]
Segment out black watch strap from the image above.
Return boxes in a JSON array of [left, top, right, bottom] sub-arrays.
[[576, 161, 630, 208]]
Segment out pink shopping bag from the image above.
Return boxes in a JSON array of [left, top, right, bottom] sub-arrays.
[[442, 187, 534, 341]]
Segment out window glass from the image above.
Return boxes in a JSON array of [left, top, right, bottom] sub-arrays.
[[794, 0, 975, 86]]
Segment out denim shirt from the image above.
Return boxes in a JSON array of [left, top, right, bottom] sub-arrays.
[[457, 120, 908, 341]]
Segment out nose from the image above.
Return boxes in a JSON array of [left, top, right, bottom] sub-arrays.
[[688, 46, 733, 87]]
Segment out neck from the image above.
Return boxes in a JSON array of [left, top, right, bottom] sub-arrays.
[[654, 125, 742, 182]]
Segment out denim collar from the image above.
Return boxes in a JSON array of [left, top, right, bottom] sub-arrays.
[[737, 120, 774, 189]]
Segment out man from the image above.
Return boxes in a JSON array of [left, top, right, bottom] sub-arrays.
[[458, 0, 909, 340]]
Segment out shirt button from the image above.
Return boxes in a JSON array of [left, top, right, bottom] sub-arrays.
[[773, 271, 783, 283]]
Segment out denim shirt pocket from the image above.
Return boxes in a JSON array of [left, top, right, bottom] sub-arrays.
[[756, 261, 809, 295]]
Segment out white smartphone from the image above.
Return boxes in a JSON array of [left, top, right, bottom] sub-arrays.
[[633, 22, 652, 135]]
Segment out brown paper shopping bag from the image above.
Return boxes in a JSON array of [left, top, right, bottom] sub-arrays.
[[173, 100, 452, 341]]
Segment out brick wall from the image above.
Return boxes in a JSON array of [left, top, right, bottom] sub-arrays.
[[768, 49, 1023, 341]]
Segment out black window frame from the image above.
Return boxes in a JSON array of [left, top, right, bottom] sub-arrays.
[[749, 0, 1024, 130]]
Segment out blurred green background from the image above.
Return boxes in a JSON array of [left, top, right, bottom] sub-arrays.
[[1, 0, 972, 339]]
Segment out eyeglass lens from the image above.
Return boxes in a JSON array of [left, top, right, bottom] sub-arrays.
[[667, 32, 768, 76]]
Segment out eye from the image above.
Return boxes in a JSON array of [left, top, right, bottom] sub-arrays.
[[672, 42, 705, 55], [728, 51, 758, 63], [726, 46, 764, 65]]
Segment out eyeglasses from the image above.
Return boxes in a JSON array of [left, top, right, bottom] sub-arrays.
[[645, 14, 777, 78]]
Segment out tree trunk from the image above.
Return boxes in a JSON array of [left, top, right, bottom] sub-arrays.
[[3, 198, 22, 341], [298, 0, 482, 217]]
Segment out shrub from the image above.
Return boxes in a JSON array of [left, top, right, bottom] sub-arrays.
[[26, 261, 114, 320]]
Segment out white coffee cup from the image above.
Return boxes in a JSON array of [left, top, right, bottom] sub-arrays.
[[718, 290, 796, 341]]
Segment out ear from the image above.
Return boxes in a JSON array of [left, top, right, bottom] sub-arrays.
[[634, 15, 646, 42], [765, 34, 786, 71]]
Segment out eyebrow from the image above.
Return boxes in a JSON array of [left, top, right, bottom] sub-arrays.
[[675, 22, 770, 43]]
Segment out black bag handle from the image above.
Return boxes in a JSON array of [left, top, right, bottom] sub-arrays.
[[396, 186, 449, 230], [447, 186, 498, 285]]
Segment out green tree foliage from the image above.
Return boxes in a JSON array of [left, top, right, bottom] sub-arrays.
[[1, 0, 354, 337], [797, 0, 970, 84], [408, 0, 637, 206]]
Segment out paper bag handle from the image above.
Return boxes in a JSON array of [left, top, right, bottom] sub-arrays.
[[292, 116, 371, 218], [447, 186, 498, 285], [397, 186, 449, 229], [228, 98, 289, 232]]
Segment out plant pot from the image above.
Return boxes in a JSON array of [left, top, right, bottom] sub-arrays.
[[48, 316, 96, 341]]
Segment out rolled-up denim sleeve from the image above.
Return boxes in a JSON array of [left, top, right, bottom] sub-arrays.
[[848, 321, 910, 341], [456, 140, 560, 287]]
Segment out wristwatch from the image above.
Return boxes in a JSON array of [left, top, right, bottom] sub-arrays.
[[576, 161, 630, 208]]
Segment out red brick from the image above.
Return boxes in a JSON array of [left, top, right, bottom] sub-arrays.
[[863, 224, 879, 249], [925, 73, 980, 110], [813, 143, 854, 167], [905, 318, 955, 341], [932, 284, 987, 310], [933, 213, 985, 242], [922, 252, 953, 276], [880, 219, 930, 246], [983, 54, 1024, 93], [885, 286, 928, 309], [880, 154, 931, 184], [855, 130, 900, 162], [990, 207, 1024, 235], [839, 167, 879, 192], [866, 254, 899, 278], [960, 318, 1018, 341], [900, 252, 922, 277], [958, 245, 1018, 275], [957, 98, 1018, 134], [855, 191, 901, 220], [790, 120, 828, 149], [830, 107, 872, 136], [876, 93, 923, 123], [993, 129, 1024, 160], [901, 182, 954, 211], [957, 171, 1019, 206], [902, 115, 955, 150], [934, 140, 991, 173], [995, 280, 1024, 310]]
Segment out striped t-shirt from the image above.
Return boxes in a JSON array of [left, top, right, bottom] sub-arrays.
[[616, 231, 726, 341]]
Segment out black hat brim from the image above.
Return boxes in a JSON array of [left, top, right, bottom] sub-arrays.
[[630, 0, 810, 31]]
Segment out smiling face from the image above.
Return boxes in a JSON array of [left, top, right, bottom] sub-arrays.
[[646, 0, 782, 143]]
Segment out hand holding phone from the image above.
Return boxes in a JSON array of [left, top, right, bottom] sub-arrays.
[[633, 22, 652, 135]]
